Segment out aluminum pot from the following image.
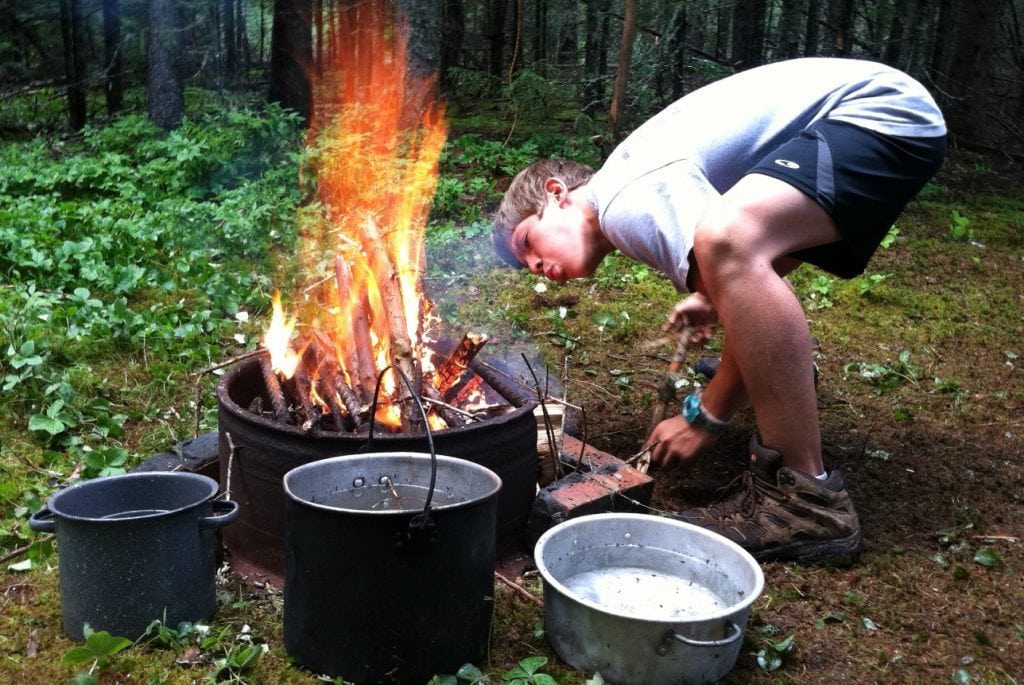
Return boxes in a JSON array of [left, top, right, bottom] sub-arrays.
[[283, 451, 501, 684], [535, 513, 764, 685], [29, 472, 238, 641]]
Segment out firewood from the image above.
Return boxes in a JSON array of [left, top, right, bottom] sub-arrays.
[[357, 217, 418, 429], [259, 355, 291, 424], [434, 332, 488, 398], [334, 255, 377, 402]]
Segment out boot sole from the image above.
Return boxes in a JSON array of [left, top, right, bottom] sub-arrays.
[[752, 527, 864, 567]]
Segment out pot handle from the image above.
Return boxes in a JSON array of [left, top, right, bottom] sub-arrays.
[[657, 621, 743, 654], [199, 499, 239, 530], [28, 507, 57, 534], [365, 365, 437, 537]]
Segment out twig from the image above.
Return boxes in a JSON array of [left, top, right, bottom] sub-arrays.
[[971, 535, 1018, 543], [0, 536, 53, 565], [495, 571, 543, 608], [189, 348, 268, 377]]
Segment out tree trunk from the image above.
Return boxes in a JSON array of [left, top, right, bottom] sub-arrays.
[[440, 0, 465, 89], [556, 1, 577, 68], [943, 0, 1007, 143], [827, 0, 854, 55], [666, 5, 687, 100], [314, 0, 323, 75], [776, 0, 804, 60], [223, 0, 236, 79], [268, 0, 313, 124], [102, 0, 122, 115], [60, 0, 87, 130], [929, 0, 956, 86], [399, 0, 442, 80], [608, 0, 637, 135], [731, 0, 766, 70], [147, 0, 184, 130], [487, 0, 508, 80], [805, 0, 821, 55], [585, 0, 598, 113], [237, 0, 251, 68], [715, 0, 731, 60], [533, 0, 546, 64]]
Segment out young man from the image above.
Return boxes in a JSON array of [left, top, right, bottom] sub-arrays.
[[491, 58, 946, 565]]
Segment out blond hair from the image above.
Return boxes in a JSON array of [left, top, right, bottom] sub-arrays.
[[491, 158, 594, 266]]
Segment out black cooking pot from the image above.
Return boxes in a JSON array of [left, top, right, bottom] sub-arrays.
[[283, 450, 501, 683], [29, 472, 238, 640]]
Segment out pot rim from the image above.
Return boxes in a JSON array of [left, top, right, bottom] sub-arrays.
[[283, 452, 502, 516], [44, 472, 219, 524], [535, 512, 765, 624]]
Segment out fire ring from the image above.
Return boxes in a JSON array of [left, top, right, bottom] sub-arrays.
[[216, 357, 539, 585]]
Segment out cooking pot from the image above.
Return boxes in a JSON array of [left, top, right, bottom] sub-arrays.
[[283, 451, 501, 683], [535, 513, 764, 685], [29, 472, 238, 640]]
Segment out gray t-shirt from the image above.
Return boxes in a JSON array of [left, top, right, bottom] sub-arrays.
[[587, 58, 946, 291]]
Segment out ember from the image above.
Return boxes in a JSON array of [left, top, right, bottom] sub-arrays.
[[256, 1, 493, 434]]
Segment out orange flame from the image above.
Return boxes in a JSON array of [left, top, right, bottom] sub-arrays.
[[263, 292, 301, 378], [266, 1, 448, 428]]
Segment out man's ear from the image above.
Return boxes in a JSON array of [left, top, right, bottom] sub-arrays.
[[543, 177, 568, 205]]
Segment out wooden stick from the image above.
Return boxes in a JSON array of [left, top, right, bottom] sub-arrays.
[[359, 217, 417, 429], [421, 384, 468, 428], [494, 571, 544, 608], [190, 348, 268, 378], [643, 326, 694, 443], [434, 332, 489, 398], [259, 355, 291, 424], [334, 255, 377, 402]]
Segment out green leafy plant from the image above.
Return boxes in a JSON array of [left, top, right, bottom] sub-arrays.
[[844, 350, 919, 392], [948, 209, 973, 241], [61, 624, 133, 684], [502, 655, 557, 685], [856, 273, 890, 296], [756, 634, 795, 672], [206, 642, 268, 683]]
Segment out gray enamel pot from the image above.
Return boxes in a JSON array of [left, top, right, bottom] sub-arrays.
[[29, 472, 238, 641], [535, 513, 764, 685]]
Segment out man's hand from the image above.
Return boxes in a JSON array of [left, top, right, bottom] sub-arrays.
[[664, 292, 718, 344], [647, 415, 716, 470]]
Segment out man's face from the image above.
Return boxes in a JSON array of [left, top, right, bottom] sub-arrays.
[[508, 201, 596, 283]]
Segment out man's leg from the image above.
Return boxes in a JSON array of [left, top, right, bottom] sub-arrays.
[[694, 173, 839, 477], [679, 173, 862, 565]]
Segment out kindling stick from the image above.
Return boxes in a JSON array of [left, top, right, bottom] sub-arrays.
[[643, 326, 695, 445]]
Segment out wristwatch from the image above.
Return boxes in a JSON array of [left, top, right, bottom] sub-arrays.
[[681, 392, 730, 434]]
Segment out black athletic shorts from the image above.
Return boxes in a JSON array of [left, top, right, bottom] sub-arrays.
[[747, 118, 946, 278]]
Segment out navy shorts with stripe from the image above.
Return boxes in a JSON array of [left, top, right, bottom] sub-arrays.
[[747, 118, 946, 278]]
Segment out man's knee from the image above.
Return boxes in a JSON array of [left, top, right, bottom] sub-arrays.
[[692, 203, 763, 282]]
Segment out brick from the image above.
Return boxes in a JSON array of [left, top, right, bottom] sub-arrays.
[[525, 435, 655, 544]]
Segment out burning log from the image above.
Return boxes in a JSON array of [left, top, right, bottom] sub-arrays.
[[421, 384, 470, 428], [358, 217, 419, 430], [259, 355, 291, 424], [434, 333, 488, 399], [334, 255, 378, 404], [293, 365, 320, 432], [469, 360, 532, 408]]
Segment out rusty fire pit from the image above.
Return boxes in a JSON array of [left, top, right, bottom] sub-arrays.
[[217, 356, 539, 585]]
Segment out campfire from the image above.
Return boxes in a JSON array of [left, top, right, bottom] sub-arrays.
[[252, 2, 501, 436]]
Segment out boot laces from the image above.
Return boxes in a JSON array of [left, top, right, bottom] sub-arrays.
[[709, 469, 786, 519]]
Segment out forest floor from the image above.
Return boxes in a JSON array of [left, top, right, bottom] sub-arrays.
[[2, 148, 1022, 684]]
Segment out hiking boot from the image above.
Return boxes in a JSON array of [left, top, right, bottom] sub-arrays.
[[674, 436, 862, 565]]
